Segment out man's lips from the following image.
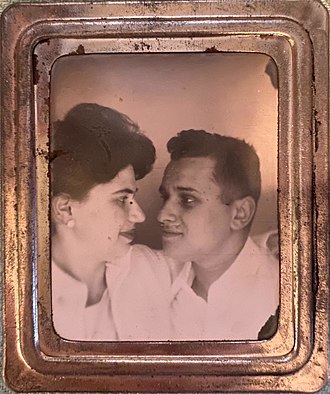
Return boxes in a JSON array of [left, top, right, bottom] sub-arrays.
[[119, 229, 136, 240], [162, 229, 183, 239]]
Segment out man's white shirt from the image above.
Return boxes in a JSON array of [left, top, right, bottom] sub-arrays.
[[169, 237, 279, 340]]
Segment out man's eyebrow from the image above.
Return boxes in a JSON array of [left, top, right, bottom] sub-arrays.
[[159, 185, 200, 194], [176, 186, 200, 193], [113, 188, 137, 195]]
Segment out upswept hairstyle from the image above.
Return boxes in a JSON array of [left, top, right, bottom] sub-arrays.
[[51, 103, 156, 200], [167, 129, 261, 205]]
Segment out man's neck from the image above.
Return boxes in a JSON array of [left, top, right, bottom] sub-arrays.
[[191, 234, 248, 301]]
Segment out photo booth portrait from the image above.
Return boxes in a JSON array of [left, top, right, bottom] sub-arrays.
[[50, 52, 279, 341]]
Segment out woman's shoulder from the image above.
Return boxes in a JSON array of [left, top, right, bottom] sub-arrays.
[[131, 244, 168, 264], [130, 244, 171, 281]]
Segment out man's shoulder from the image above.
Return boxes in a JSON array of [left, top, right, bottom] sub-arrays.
[[252, 233, 279, 277], [227, 235, 279, 286], [228, 235, 279, 311], [225, 235, 279, 339], [252, 229, 279, 259]]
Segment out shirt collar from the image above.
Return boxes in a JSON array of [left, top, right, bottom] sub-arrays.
[[171, 261, 194, 298], [170, 237, 258, 299], [51, 260, 88, 310], [215, 236, 262, 282], [105, 246, 133, 297]]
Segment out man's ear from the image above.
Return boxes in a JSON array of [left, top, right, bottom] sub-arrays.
[[51, 194, 74, 227], [230, 196, 256, 231]]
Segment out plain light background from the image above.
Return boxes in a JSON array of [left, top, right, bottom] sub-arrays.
[[51, 53, 278, 249]]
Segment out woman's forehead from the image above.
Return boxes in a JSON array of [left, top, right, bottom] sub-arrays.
[[88, 165, 137, 197]]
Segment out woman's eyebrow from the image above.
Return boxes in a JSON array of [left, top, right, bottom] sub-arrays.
[[113, 188, 137, 195]]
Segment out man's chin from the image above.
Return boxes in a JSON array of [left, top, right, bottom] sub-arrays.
[[162, 245, 191, 263]]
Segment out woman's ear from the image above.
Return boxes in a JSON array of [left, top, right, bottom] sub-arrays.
[[230, 196, 256, 231], [51, 194, 75, 228]]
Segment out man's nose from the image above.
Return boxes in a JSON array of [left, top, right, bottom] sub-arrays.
[[157, 199, 177, 223], [129, 200, 146, 223]]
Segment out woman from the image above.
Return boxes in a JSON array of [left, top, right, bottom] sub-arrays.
[[51, 103, 171, 341]]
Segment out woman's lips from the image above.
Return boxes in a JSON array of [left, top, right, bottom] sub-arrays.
[[119, 229, 136, 241]]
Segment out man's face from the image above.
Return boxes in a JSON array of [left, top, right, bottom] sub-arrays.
[[157, 157, 234, 265]]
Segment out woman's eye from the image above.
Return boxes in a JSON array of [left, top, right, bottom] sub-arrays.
[[117, 195, 129, 205]]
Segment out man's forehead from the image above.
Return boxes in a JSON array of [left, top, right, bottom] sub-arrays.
[[162, 156, 219, 186], [166, 156, 216, 171]]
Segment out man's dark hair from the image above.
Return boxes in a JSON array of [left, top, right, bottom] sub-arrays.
[[167, 129, 261, 205], [51, 103, 156, 200]]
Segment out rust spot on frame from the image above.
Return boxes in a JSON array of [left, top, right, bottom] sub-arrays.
[[245, 2, 256, 11], [70, 44, 85, 55], [33, 54, 40, 85], [49, 149, 68, 162], [204, 46, 220, 53], [134, 41, 151, 51], [314, 109, 321, 153]]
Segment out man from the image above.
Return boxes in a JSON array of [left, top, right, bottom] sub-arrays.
[[158, 129, 279, 340]]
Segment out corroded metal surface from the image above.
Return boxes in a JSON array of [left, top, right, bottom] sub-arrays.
[[0, 0, 329, 392]]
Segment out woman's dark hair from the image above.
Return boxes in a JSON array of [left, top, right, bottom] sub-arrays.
[[51, 103, 156, 200], [167, 129, 261, 205]]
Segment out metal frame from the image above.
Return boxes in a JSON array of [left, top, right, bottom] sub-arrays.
[[1, 0, 328, 391]]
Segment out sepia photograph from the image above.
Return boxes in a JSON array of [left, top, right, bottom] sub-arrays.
[[50, 52, 279, 342]]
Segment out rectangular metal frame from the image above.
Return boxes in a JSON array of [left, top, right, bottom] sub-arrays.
[[1, 0, 329, 392]]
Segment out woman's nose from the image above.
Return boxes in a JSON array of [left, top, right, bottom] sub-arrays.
[[129, 200, 146, 223]]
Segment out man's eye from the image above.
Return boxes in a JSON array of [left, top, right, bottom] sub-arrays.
[[180, 195, 196, 206], [160, 193, 169, 202]]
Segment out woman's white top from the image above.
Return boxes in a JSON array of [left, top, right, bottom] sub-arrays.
[[52, 262, 117, 340], [52, 245, 171, 341]]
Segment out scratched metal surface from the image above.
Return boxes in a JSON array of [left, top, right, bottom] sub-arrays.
[[0, 0, 329, 393]]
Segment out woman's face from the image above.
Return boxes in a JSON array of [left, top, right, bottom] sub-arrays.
[[157, 157, 234, 266], [70, 165, 145, 261]]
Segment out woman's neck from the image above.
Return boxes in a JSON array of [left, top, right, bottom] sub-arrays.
[[52, 232, 106, 306]]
